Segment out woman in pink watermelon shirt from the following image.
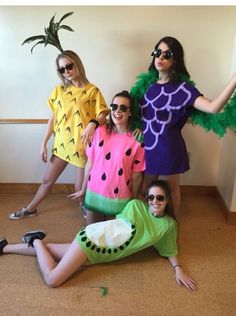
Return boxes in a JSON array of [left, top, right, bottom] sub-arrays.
[[69, 90, 145, 224]]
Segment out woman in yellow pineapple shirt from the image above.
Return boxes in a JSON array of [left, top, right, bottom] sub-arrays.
[[9, 50, 109, 220]]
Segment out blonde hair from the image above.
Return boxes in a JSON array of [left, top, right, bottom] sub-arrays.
[[56, 50, 89, 87]]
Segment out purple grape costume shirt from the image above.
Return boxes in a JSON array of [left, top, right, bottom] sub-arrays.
[[140, 81, 202, 175]]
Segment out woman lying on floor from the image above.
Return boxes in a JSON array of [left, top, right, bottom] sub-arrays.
[[0, 180, 197, 291]]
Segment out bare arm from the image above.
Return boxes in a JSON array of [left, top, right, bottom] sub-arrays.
[[131, 172, 143, 198], [193, 73, 236, 113], [68, 158, 93, 201], [80, 111, 108, 145], [40, 114, 54, 163], [168, 256, 197, 291]]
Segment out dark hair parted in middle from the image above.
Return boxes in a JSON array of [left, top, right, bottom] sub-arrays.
[[146, 179, 176, 220], [149, 36, 190, 83], [107, 90, 134, 134]]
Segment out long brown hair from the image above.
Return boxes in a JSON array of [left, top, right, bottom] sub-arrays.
[[148, 36, 190, 83], [56, 50, 89, 87], [146, 179, 176, 219], [107, 90, 134, 134]]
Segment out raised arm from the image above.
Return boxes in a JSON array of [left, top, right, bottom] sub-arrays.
[[168, 255, 197, 291], [193, 73, 236, 113]]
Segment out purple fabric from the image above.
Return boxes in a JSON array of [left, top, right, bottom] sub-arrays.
[[140, 81, 202, 175]]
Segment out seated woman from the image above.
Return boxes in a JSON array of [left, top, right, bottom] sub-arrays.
[[0, 180, 197, 291]]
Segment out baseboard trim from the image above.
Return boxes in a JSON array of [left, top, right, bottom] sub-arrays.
[[1, 183, 235, 224]]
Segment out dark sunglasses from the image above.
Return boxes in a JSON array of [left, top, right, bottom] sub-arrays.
[[147, 194, 165, 202], [110, 103, 130, 112], [151, 48, 173, 60], [57, 63, 74, 74]]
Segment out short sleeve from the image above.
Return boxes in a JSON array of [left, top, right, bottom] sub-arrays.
[[153, 221, 178, 257], [90, 86, 109, 118], [132, 142, 145, 173], [47, 86, 60, 113]]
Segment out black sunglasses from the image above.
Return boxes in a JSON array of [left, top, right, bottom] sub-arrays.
[[110, 103, 130, 112], [57, 63, 74, 74], [147, 194, 165, 202], [151, 48, 173, 60]]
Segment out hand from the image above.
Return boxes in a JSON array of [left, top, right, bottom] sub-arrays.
[[40, 144, 48, 163], [175, 268, 197, 291], [68, 190, 85, 201], [80, 122, 96, 145], [132, 128, 143, 140]]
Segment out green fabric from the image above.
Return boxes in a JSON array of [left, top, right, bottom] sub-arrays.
[[76, 199, 178, 264], [84, 189, 130, 216], [130, 70, 236, 137]]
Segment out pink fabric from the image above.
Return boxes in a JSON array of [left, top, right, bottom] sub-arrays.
[[86, 126, 145, 199]]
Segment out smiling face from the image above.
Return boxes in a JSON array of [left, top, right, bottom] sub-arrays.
[[147, 185, 168, 217], [154, 41, 174, 73], [110, 96, 131, 131]]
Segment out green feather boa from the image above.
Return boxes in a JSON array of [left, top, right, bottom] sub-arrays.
[[130, 70, 236, 137]]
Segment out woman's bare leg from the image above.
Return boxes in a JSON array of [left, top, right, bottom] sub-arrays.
[[74, 167, 85, 192], [164, 174, 181, 214], [33, 238, 87, 287], [86, 210, 105, 225], [26, 156, 68, 211], [3, 242, 70, 260]]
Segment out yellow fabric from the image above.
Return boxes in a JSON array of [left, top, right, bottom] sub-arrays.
[[48, 83, 109, 167]]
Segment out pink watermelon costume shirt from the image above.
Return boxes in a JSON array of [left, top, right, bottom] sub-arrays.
[[84, 125, 145, 215]]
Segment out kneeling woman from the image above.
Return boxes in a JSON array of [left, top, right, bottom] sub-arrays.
[[0, 180, 197, 291]]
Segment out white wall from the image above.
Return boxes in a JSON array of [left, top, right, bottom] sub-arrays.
[[0, 6, 235, 190]]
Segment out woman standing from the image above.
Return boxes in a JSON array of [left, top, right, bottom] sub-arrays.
[[9, 50, 109, 220], [131, 36, 236, 214], [69, 90, 145, 224]]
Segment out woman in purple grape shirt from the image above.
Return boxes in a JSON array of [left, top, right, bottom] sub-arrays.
[[131, 36, 236, 214]]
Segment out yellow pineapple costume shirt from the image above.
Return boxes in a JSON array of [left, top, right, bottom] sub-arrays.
[[48, 83, 109, 167]]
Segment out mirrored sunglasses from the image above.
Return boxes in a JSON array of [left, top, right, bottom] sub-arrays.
[[151, 48, 173, 60], [110, 103, 130, 112], [147, 194, 165, 202], [57, 63, 74, 74]]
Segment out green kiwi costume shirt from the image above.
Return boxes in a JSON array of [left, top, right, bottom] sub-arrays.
[[48, 83, 109, 167], [76, 199, 178, 264]]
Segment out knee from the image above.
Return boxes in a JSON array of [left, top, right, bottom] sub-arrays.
[[44, 273, 61, 288], [41, 176, 55, 190]]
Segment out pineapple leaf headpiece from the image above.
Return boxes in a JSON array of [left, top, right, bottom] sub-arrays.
[[22, 12, 74, 53]]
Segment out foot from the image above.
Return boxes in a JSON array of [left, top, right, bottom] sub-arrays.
[[81, 205, 87, 219], [21, 230, 47, 247], [9, 207, 38, 220], [0, 238, 8, 255]]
